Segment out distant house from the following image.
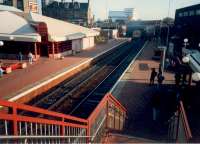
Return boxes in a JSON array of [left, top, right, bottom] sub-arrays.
[[42, 0, 93, 27]]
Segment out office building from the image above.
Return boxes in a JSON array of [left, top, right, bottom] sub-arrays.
[[2, 0, 42, 14], [109, 8, 135, 22]]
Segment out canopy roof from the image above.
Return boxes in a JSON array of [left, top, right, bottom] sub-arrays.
[[0, 4, 23, 13], [189, 51, 200, 73], [27, 12, 99, 42], [0, 11, 41, 42]]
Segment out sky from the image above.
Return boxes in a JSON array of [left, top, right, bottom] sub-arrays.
[[70, 0, 200, 20]]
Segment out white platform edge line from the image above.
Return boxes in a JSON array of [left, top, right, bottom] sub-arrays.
[[110, 41, 148, 93], [9, 40, 128, 102]]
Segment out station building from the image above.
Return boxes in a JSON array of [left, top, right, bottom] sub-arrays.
[[0, 5, 99, 59], [173, 4, 200, 80]]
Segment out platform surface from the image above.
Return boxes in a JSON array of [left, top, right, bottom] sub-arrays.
[[0, 39, 127, 100], [112, 40, 176, 142]]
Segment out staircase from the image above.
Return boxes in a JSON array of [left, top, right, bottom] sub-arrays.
[[103, 133, 157, 143]]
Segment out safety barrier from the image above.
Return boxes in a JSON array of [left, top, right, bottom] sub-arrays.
[[0, 93, 126, 143], [168, 101, 192, 143]]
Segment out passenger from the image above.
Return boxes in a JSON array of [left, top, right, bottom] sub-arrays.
[[0, 66, 4, 77], [157, 72, 164, 88], [28, 52, 33, 64], [18, 52, 23, 62], [149, 68, 157, 85]]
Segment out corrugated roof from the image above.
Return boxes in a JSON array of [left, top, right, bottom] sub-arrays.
[[0, 11, 41, 42], [0, 4, 23, 13], [27, 12, 99, 42]]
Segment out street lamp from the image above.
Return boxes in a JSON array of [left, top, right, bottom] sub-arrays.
[[0, 41, 4, 47], [192, 72, 200, 82], [182, 55, 190, 63], [183, 38, 189, 48]]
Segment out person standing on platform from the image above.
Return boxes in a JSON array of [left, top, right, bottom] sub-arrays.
[[150, 68, 157, 85], [28, 52, 33, 64], [0, 66, 4, 77], [18, 52, 23, 62], [157, 71, 164, 88]]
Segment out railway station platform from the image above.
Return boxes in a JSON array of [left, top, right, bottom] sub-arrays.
[[111, 40, 176, 142], [0, 39, 128, 103]]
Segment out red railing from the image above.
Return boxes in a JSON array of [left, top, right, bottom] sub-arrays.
[[0, 93, 126, 143], [168, 101, 192, 143], [178, 101, 192, 141]]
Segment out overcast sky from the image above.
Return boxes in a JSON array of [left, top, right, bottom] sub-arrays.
[[64, 0, 200, 20]]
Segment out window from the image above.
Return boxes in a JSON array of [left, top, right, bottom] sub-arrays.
[[183, 11, 188, 16], [178, 13, 183, 17], [189, 10, 195, 16], [196, 9, 200, 15]]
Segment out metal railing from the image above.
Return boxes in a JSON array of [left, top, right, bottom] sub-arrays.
[[168, 101, 192, 143], [0, 93, 126, 143]]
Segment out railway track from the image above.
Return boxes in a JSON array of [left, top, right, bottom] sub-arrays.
[[26, 41, 133, 113], [69, 39, 145, 118]]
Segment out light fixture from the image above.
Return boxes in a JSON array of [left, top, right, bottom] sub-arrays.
[[9, 36, 14, 40], [184, 38, 188, 43], [182, 55, 190, 63], [192, 72, 200, 82], [0, 41, 4, 46]]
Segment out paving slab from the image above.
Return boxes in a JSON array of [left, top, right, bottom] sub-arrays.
[[0, 39, 127, 100], [111, 40, 176, 142]]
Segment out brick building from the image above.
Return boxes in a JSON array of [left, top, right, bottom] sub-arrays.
[[42, 0, 93, 27]]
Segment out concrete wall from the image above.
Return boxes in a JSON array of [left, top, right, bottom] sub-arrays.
[[72, 39, 82, 52], [82, 37, 95, 50]]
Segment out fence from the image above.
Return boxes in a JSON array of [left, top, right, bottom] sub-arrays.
[[0, 93, 126, 143], [168, 101, 192, 143]]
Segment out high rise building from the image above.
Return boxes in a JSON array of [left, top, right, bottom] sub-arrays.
[[109, 8, 135, 22], [2, 0, 42, 14]]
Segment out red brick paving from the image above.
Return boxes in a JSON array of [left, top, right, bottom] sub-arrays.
[[112, 40, 175, 142], [0, 39, 127, 100]]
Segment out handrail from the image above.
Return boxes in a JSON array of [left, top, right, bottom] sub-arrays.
[[0, 113, 87, 129], [108, 93, 127, 112], [0, 93, 127, 143], [179, 101, 192, 140], [0, 99, 87, 124]]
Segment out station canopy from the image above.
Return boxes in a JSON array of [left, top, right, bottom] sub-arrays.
[[0, 4, 23, 13], [0, 11, 41, 42], [27, 12, 100, 42]]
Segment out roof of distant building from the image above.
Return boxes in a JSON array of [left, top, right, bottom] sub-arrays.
[[26, 12, 99, 42], [0, 4, 23, 13]]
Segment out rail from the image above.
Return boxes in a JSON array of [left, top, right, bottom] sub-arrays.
[[0, 93, 126, 143], [168, 101, 192, 143]]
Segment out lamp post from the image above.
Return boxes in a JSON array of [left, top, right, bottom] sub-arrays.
[[182, 55, 190, 63], [161, 0, 173, 74], [183, 38, 189, 49], [192, 72, 200, 82]]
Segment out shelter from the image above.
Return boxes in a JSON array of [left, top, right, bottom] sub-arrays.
[[26, 12, 99, 58], [0, 11, 41, 59]]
